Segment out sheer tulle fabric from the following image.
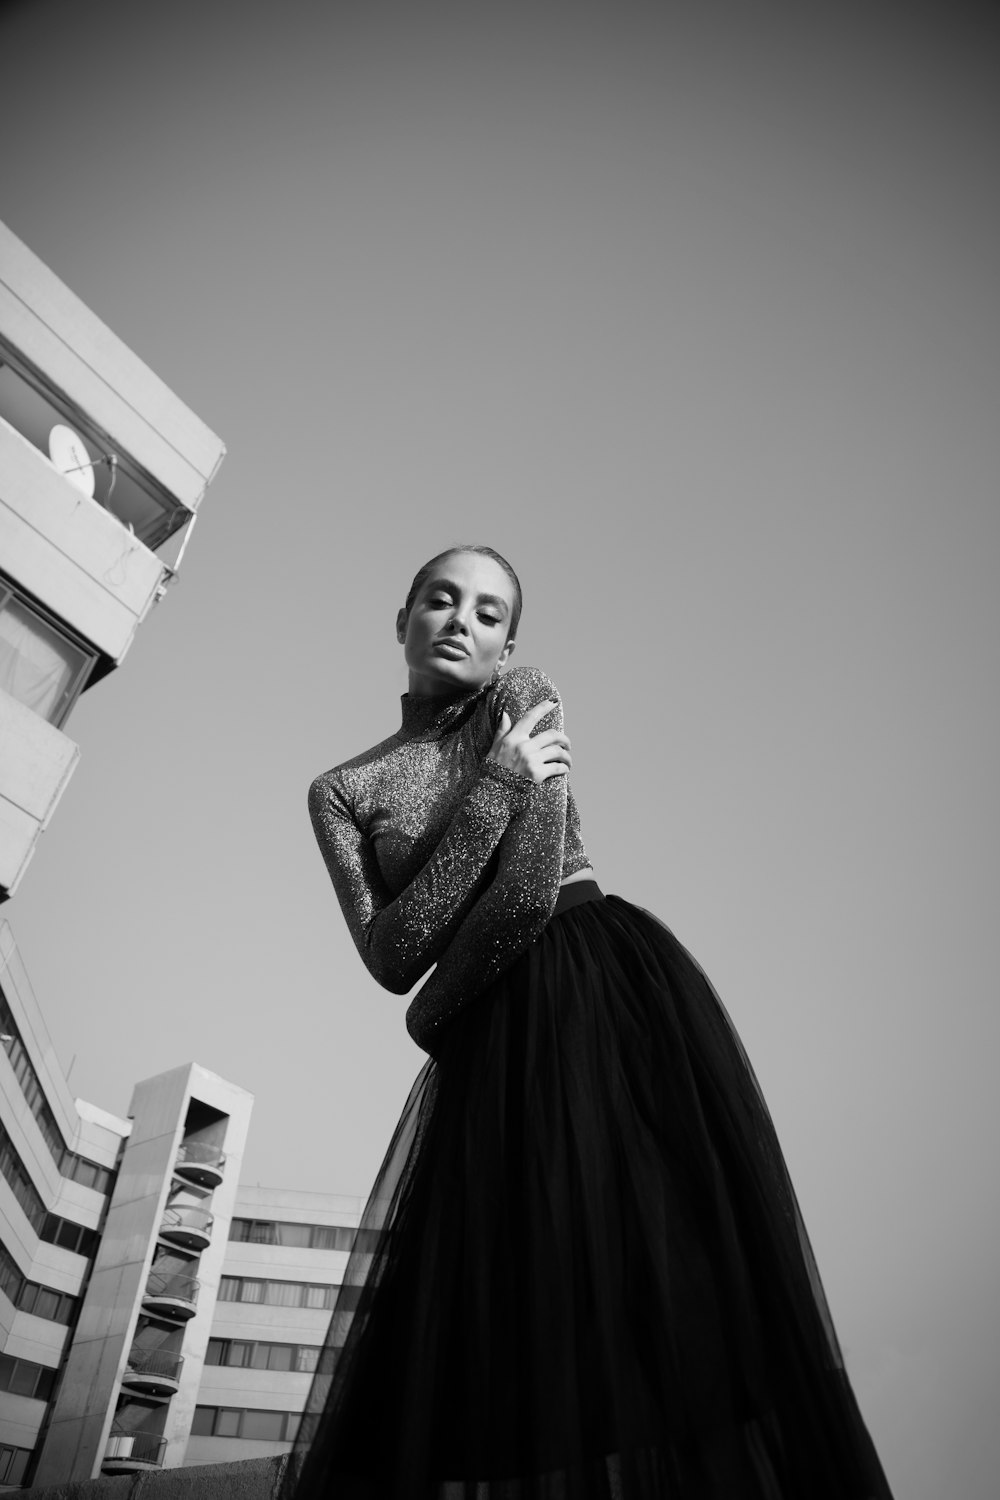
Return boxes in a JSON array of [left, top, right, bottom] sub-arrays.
[[287, 893, 893, 1499]]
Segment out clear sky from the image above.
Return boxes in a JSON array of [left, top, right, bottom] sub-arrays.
[[2, 2, 998, 1494]]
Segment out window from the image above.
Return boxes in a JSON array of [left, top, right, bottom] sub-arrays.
[[191, 1407, 300, 1443], [0, 1246, 79, 1327], [0, 1241, 22, 1305], [0, 1120, 45, 1233], [8, 1361, 38, 1397], [267, 1282, 300, 1309], [0, 983, 115, 1195], [310, 1224, 351, 1251], [275, 1223, 311, 1248], [45, 1214, 98, 1259], [27, 1287, 59, 1321], [0, 1352, 56, 1402], [216, 1275, 340, 1310], [205, 1339, 321, 1374], [229, 1217, 373, 1252], [0, 582, 94, 727], [71, 1159, 100, 1191], [0, 1444, 32, 1486], [0, 349, 189, 551], [241, 1410, 286, 1442]]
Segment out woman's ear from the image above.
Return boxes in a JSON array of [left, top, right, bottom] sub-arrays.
[[395, 607, 408, 644], [499, 639, 516, 668]]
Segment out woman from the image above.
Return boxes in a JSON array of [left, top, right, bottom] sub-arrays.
[[289, 544, 895, 1499]]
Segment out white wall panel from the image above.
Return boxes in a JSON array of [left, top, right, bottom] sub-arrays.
[[0, 221, 225, 503], [0, 420, 166, 614]]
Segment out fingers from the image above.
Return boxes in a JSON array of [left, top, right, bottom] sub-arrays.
[[491, 698, 573, 783], [528, 728, 570, 751], [527, 737, 573, 778], [488, 711, 512, 756], [513, 698, 560, 734]]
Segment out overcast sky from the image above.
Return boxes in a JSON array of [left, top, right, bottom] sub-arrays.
[[2, 2, 998, 1494]]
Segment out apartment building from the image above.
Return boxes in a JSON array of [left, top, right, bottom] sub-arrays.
[[0, 217, 225, 897], [0, 922, 365, 1487]]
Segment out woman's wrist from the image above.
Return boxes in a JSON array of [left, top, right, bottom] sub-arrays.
[[481, 756, 534, 794]]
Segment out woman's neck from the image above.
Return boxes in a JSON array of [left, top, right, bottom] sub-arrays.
[[398, 677, 490, 740]]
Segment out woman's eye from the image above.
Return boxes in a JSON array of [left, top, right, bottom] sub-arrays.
[[479, 614, 501, 626]]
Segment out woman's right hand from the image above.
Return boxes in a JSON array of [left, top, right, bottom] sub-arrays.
[[488, 700, 572, 784]]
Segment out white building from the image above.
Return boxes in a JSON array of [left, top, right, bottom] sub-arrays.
[[0, 921, 364, 1488], [0, 222, 367, 1488], [186, 1186, 365, 1467], [0, 217, 225, 898]]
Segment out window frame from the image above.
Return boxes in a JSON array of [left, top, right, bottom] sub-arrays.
[[205, 1338, 320, 1373], [230, 1217, 370, 1252], [0, 982, 115, 1194], [0, 340, 190, 552], [191, 1406, 300, 1443], [0, 572, 97, 729]]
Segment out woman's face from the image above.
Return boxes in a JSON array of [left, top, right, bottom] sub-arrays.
[[397, 551, 517, 697]]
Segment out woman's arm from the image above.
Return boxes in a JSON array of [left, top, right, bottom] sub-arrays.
[[309, 753, 534, 995], [405, 669, 568, 1052]]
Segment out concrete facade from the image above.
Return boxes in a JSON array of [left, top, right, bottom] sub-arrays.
[[185, 1187, 363, 1469], [0, 924, 123, 1489], [0, 224, 366, 1490], [32, 1068, 253, 1488], [0, 925, 363, 1489], [0, 218, 225, 897]]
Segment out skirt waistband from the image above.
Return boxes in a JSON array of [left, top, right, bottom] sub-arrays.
[[553, 877, 605, 917]]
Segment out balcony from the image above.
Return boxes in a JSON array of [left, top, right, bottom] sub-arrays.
[[121, 1347, 184, 1397], [102, 1430, 167, 1473], [142, 1269, 200, 1321], [175, 1141, 226, 1188], [159, 1204, 213, 1250]]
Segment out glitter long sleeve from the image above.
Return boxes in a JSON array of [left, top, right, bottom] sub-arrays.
[[308, 762, 534, 994], [405, 672, 568, 1053]]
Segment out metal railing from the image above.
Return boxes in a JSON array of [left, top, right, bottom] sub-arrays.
[[105, 1430, 167, 1466], [160, 1205, 214, 1236], [176, 1142, 226, 1170], [125, 1346, 185, 1381], [144, 1269, 200, 1305]]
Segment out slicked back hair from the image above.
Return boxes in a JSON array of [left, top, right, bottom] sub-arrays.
[[403, 545, 523, 641]]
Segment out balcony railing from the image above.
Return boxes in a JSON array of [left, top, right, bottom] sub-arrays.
[[159, 1204, 213, 1247], [127, 1347, 184, 1380], [177, 1142, 225, 1168], [121, 1346, 185, 1394], [175, 1141, 226, 1186], [143, 1269, 200, 1318], [103, 1430, 167, 1470]]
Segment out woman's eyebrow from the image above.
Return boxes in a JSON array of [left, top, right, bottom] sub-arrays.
[[430, 578, 509, 616]]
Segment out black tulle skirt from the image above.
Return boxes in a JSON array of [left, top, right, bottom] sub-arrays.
[[288, 884, 894, 1499]]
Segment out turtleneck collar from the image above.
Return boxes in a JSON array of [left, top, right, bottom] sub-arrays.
[[397, 679, 492, 741]]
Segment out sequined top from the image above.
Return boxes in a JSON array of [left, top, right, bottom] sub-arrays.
[[308, 665, 592, 1052]]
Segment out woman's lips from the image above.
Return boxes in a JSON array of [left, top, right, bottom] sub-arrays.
[[433, 641, 469, 658]]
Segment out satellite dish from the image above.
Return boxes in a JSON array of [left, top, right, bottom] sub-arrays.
[[49, 424, 95, 498]]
